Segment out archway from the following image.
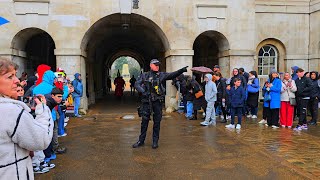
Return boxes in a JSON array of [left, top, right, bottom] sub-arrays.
[[11, 28, 56, 77], [193, 31, 230, 79], [256, 38, 286, 99], [81, 13, 170, 106], [110, 56, 141, 93], [256, 38, 286, 73]]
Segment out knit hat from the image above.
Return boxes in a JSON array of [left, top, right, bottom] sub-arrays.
[[270, 68, 277, 74]]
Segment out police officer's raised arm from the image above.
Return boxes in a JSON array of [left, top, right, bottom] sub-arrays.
[[161, 66, 188, 81]]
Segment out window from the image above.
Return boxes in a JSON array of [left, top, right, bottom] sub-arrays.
[[258, 45, 278, 75]]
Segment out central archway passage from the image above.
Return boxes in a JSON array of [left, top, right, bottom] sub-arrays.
[[110, 56, 141, 92], [81, 13, 170, 108]]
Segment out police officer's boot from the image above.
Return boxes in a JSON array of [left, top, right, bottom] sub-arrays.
[[152, 140, 158, 149], [132, 141, 144, 148]]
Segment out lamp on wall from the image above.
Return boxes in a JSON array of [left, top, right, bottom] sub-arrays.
[[133, 0, 139, 9]]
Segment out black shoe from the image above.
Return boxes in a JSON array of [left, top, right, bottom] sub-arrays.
[[54, 146, 67, 154], [189, 117, 197, 120], [132, 141, 144, 148], [309, 121, 317, 126], [152, 142, 158, 149]]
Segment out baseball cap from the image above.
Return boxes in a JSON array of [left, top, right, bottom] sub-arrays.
[[214, 65, 220, 68], [150, 59, 161, 65]]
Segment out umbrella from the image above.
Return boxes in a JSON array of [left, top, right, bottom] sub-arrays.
[[191, 66, 213, 74], [0, 17, 9, 26]]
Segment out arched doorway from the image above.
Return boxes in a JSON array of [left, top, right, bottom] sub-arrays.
[[11, 28, 56, 77], [81, 13, 170, 105], [193, 31, 230, 79], [109, 56, 141, 93], [256, 38, 286, 99]]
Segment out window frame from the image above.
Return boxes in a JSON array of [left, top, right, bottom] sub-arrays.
[[257, 45, 278, 76]]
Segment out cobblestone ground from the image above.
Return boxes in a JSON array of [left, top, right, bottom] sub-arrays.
[[36, 93, 320, 179]]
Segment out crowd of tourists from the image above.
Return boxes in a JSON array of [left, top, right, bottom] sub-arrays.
[[173, 65, 320, 130], [0, 57, 84, 179]]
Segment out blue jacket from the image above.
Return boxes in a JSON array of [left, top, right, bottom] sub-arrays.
[[247, 78, 260, 93], [72, 73, 83, 97], [33, 70, 55, 96], [228, 86, 246, 108], [263, 78, 281, 109], [63, 85, 69, 100], [291, 66, 299, 81]]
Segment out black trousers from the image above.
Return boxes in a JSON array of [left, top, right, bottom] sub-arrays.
[[297, 97, 309, 125], [262, 107, 268, 120], [231, 107, 243, 125], [266, 107, 279, 126], [139, 100, 162, 143], [308, 97, 318, 122], [215, 101, 227, 119]]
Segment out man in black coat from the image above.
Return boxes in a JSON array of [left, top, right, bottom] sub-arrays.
[[294, 68, 313, 130], [239, 67, 249, 83], [132, 59, 187, 149], [308, 71, 319, 125]]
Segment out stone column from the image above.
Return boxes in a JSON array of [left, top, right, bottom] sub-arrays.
[[0, 48, 27, 77], [228, 50, 255, 77], [309, 54, 320, 72], [55, 48, 88, 112], [165, 50, 193, 109]]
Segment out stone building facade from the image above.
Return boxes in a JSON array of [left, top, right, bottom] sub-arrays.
[[0, 0, 319, 110]]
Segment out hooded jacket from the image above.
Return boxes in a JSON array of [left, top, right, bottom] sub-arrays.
[[295, 75, 313, 98], [204, 74, 217, 103], [35, 64, 51, 86], [33, 70, 55, 96], [0, 97, 53, 180], [291, 66, 299, 81], [72, 73, 83, 97], [310, 71, 320, 98]]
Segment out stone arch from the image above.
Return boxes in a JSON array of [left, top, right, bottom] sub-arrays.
[[80, 13, 170, 54], [106, 49, 145, 69], [80, 13, 171, 103], [256, 38, 286, 73], [11, 28, 56, 76], [193, 30, 230, 77]]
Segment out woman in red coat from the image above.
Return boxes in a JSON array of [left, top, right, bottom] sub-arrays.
[[114, 76, 126, 97]]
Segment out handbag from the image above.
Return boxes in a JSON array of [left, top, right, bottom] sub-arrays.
[[286, 87, 296, 106], [264, 92, 271, 101], [195, 90, 204, 99], [289, 98, 296, 106]]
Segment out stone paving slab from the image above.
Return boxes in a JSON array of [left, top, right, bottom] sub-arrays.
[[35, 112, 318, 180]]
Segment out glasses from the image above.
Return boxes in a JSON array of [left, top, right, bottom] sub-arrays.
[[56, 95, 63, 98]]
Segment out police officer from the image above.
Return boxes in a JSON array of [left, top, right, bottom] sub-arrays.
[[132, 59, 188, 149]]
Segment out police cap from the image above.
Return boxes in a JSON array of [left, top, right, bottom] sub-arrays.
[[150, 59, 161, 65]]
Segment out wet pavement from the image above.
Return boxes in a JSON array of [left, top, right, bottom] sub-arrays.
[[37, 92, 320, 179]]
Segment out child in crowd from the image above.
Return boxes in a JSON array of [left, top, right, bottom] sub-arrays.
[[225, 78, 246, 129], [200, 74, 217, 126]]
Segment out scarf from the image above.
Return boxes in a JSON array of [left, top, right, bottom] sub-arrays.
[[248, 75, 256, 84]]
